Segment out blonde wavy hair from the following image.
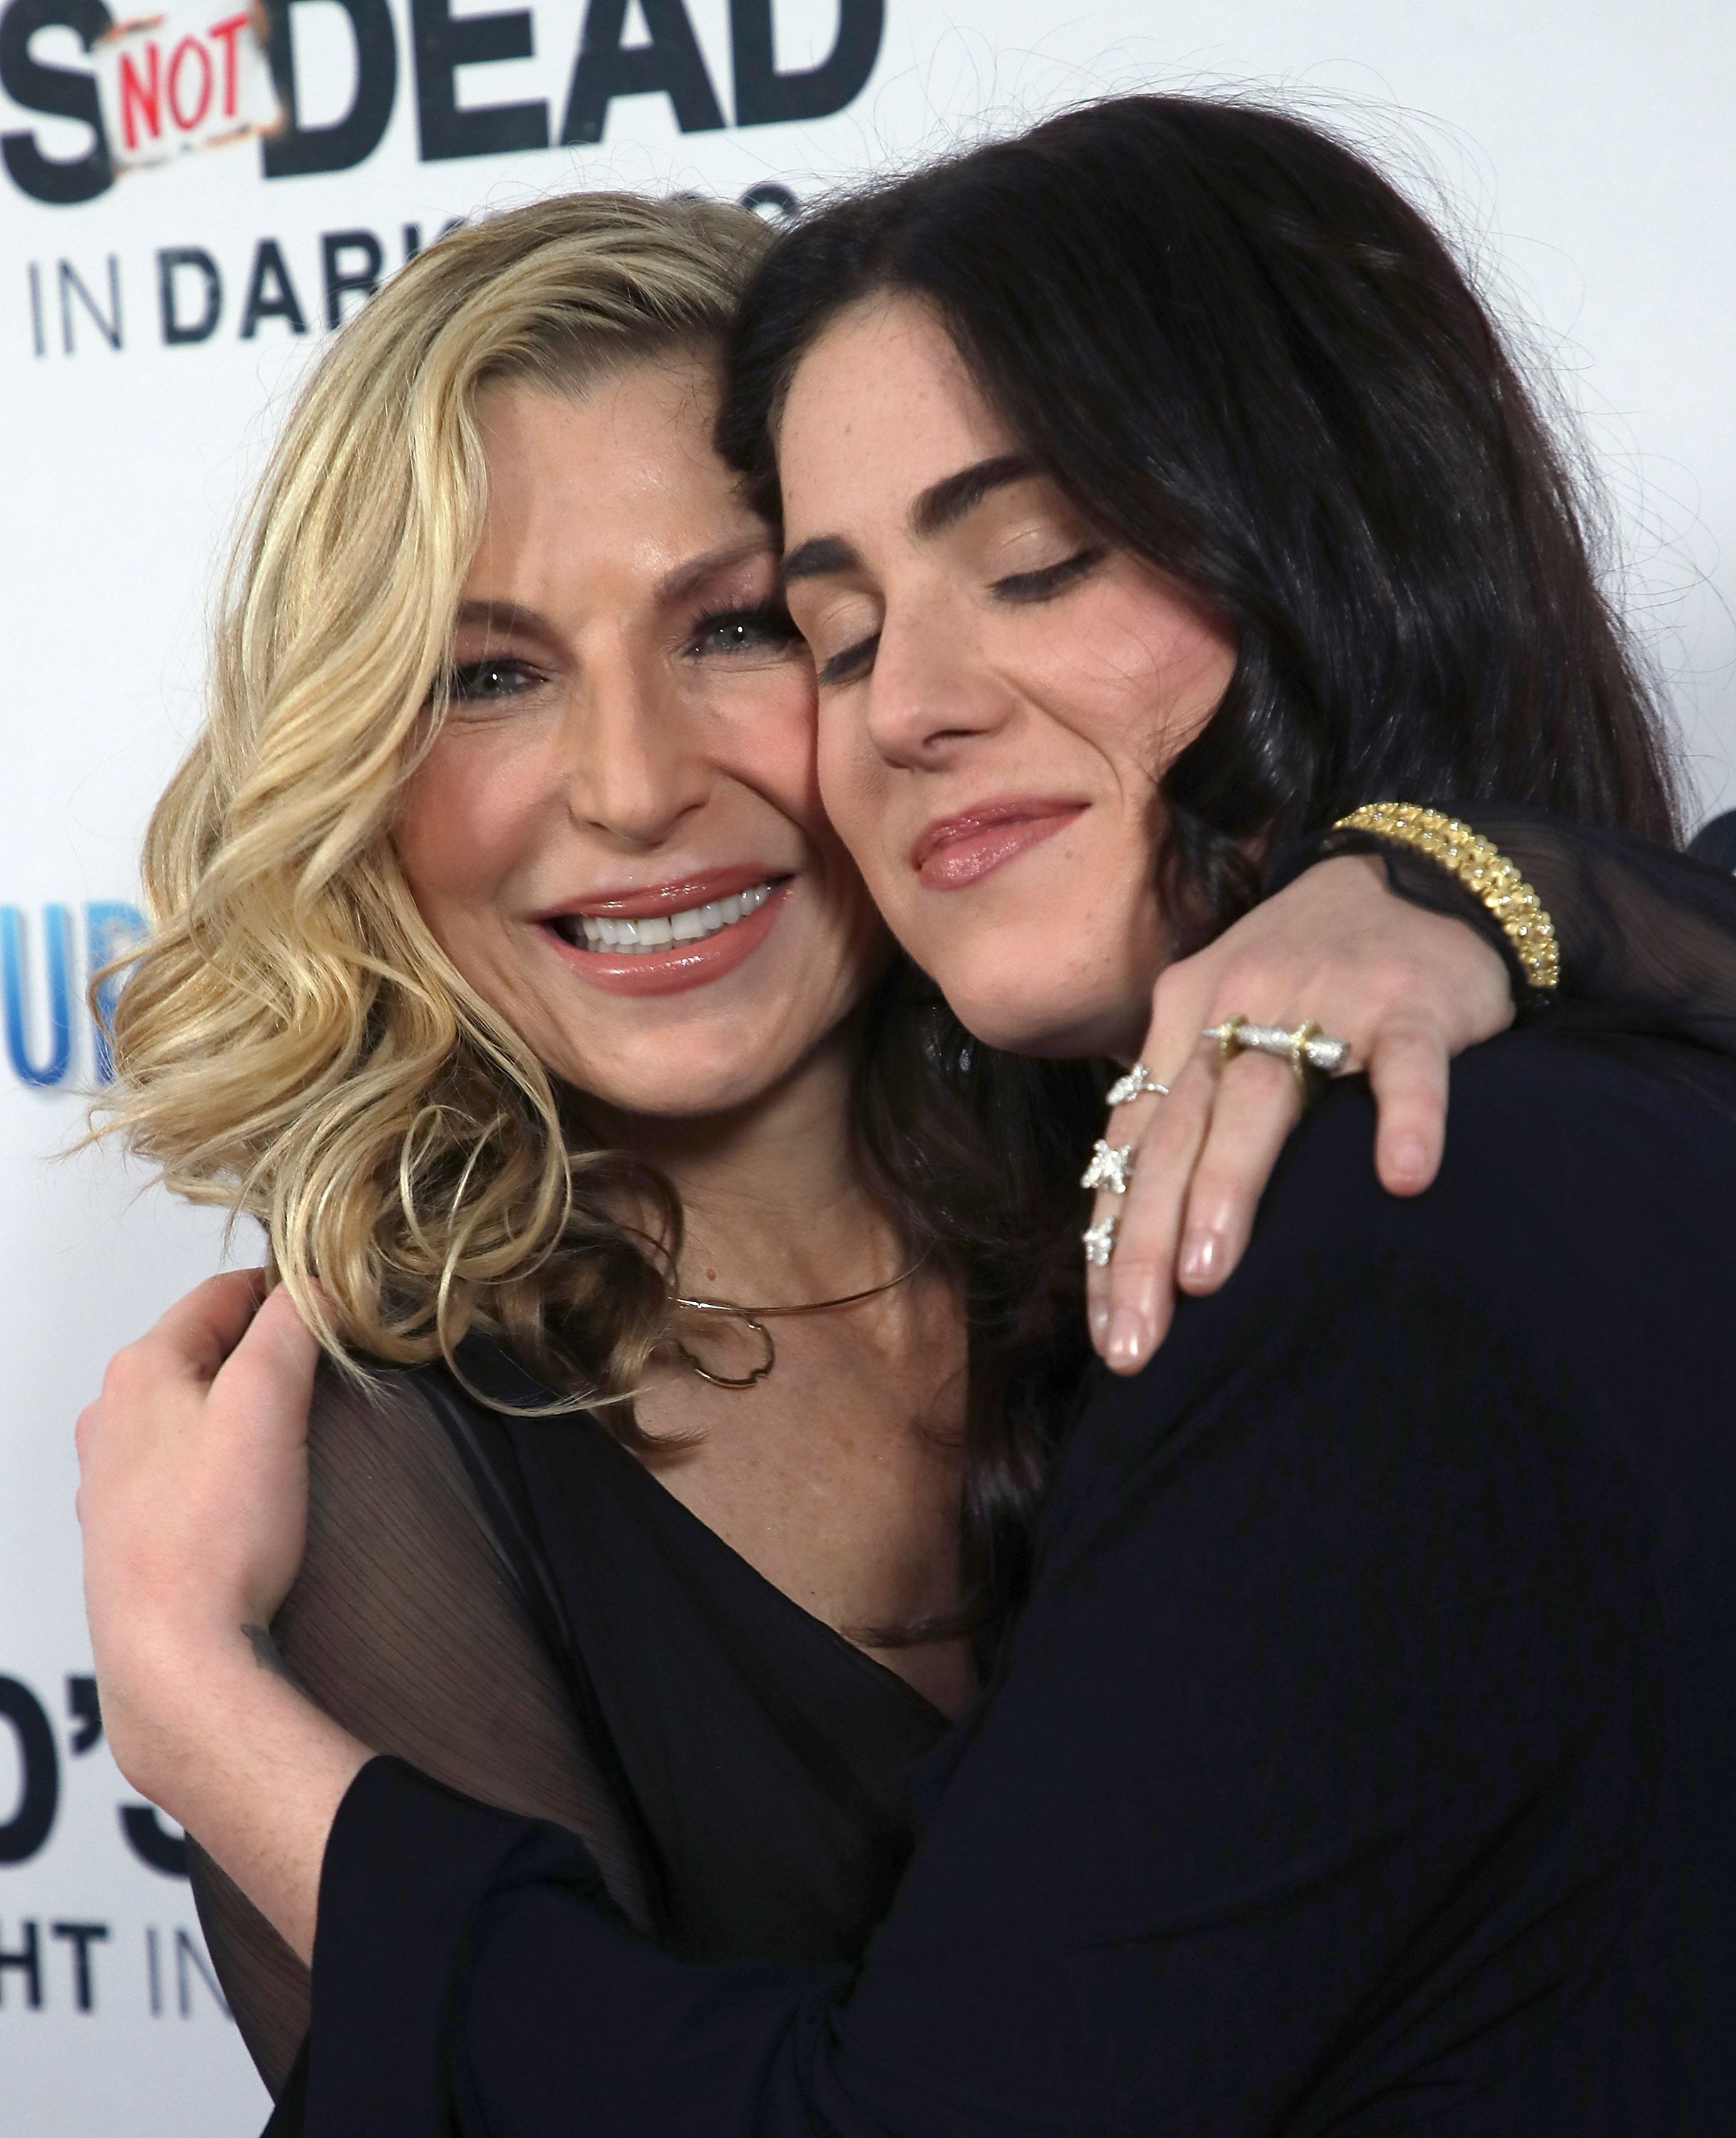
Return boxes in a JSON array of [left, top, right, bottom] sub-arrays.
[[98, 190, 777, 1407]]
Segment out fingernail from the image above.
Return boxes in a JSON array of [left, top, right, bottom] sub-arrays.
[[1390, 1138, 1428, 1182], [1089, 1298, 1110, 1345], [1179, 1231, 1216, 1285], [1107, 1308, 1147, 1371]]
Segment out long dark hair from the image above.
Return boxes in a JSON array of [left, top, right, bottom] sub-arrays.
[[716, 94, 1685, 1646], [722, 93, 1682, 959]]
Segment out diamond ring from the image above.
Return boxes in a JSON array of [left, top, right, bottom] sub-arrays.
[[1106, 1062, 1169, 1105], [1080, 1140, 1135, 1194], [1202, 1018, 1350, 1077]]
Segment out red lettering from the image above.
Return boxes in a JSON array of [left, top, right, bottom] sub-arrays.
[[207, 13, 248, 119], [118, 43, 160, 152], [166, 34, 212, 131]]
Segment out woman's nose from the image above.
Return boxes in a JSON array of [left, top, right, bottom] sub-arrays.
[[861, 603, 1013, 769], [562, 653, 708, 847]]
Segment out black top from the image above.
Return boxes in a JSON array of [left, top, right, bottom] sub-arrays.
[[426, 1348, 951, 1964], [210, 1346, 949, 2119], [293, 1028, 1736, 2135]]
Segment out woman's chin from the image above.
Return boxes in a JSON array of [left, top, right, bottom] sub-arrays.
[[936, 970, 1142, 1064]]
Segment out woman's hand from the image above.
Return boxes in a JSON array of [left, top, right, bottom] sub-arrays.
[[1087, 854, 1513, 1370], [76, 1271, 368, 1958], [78, 1273, 317, 1785]]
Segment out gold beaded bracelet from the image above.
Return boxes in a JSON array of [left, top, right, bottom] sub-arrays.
[[1333, 803, 1560, 993]]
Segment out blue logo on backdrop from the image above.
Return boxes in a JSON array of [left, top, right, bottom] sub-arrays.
[[1, 902, 143, 1090]]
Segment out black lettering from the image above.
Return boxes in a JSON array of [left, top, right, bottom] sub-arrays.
[[321, 227, 383, 326], [0, 1677, 58, 1864], [562, 0, 723, 146], [120, 1803, 190, 1877], [58, 254, 120, 351], [261, 0, 396, 178], [0, 0, 113, 205], [0, 1921, 41, 2008], [239, 238, 308, 339], [65, 1674, 100, 1754], [51, 1922, 108, 2012], [730, 0, 880, 128], [157, 247, 222, 345], [410, 0, 547, 162], [175, 1927, 229, 2018]]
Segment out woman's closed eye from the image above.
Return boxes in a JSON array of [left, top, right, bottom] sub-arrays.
[[816, 630, 881, 688], [991, 545, 1107, 602]]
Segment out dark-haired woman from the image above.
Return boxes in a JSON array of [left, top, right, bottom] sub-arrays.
[[81, 97, 1736, 2133]]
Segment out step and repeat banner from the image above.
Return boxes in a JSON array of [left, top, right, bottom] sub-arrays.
[[4, 1, 1735, 2128]]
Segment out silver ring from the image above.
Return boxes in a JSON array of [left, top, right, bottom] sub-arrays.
[[1106, 1062, 1169, 1105], [1080, 1140, 1135, 1195], [1201, 1020, 1350, 1075], [1082, 1216, 1117, 1267]]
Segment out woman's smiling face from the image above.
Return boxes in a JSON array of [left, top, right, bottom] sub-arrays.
[[777, 296, 1237, 1061], [392, 353, 887, 1120]]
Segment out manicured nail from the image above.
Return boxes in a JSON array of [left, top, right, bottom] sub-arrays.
[[1179, 1231, 1216, 1286], [1390, 1137, 1428, 1183], [1107, 1308, 1147, 1370]]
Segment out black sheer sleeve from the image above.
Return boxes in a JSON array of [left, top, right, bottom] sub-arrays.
[[1284, 809, 1736, 1050], [188, 1365, 648, 2101]]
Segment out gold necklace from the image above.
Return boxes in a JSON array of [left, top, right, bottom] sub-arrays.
[[673, 1254, 928, 1390]]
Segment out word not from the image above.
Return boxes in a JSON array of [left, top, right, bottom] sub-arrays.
[[1, 902, 143, 1089], [1, 0, 882, 204], [91, 1, 279, 170]]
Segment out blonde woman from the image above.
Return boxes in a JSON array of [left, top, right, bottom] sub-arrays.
[[81, 188, 1727, 2111]]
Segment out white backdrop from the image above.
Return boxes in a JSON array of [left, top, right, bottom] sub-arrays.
[[3, 2, 1733, 2129]]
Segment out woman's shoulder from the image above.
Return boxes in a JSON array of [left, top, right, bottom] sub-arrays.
[[1281, 1025, 1736, 1283], [1056, 1026, 1736, 1596]]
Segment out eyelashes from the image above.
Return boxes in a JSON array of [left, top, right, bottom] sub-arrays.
[[812, 547, 1106, 688], [818, 632, 881, 686], [990, 546, 1107, 601], [443, 656, 542, 706], [686, 601, 801, 658]]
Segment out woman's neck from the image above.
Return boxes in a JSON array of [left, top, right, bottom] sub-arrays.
[[591, 1028, 904, 1307]]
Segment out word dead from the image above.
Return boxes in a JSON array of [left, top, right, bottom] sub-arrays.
[[1, 0, 883, 204]]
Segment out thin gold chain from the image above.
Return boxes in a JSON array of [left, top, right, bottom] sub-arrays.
[[676, 1254, 926, 1321], [672, 1254, 928, 1391]]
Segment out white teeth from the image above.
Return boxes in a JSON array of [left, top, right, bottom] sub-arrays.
[[569, 879, 777, 954]]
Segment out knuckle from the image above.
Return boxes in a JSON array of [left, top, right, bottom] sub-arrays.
[[100, 1345, 143, 1400]]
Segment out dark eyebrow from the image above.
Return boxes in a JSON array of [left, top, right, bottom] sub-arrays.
[[909, 453, 1035, 538], [780, 454, 1038, 587], [780, 534, 862, 586]]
